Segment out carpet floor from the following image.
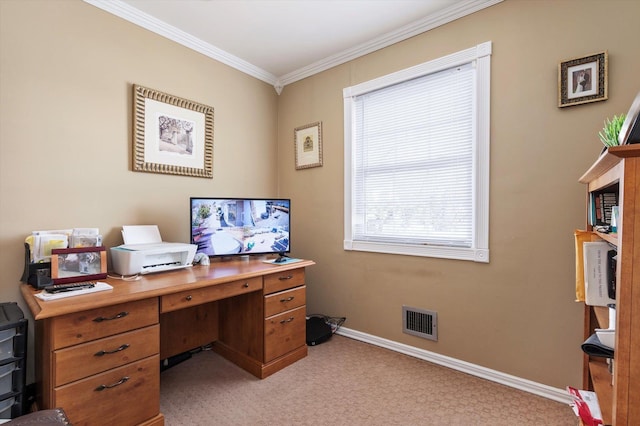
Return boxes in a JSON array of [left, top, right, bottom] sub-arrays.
[[160, 335, 577, 425]]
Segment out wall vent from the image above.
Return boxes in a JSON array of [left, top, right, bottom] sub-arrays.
[[402, 306, 437, 341]]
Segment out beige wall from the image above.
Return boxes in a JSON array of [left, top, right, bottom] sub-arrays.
[[2, 0, 638, 392], [278, 0, 640, 389], [0, 0, 278, 371]]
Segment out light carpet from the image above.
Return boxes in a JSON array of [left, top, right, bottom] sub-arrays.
[[160, 335, 577, 425]]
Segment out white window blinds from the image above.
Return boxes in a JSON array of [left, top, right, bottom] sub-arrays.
[[352, 63, 475, 248], [343, 41, 491, 262]]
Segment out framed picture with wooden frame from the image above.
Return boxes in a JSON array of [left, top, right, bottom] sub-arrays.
[[294, 121, 323, 169], [133, 84, 214, 178], [558, 51, 608, 108], [51, 247, 107, 284]]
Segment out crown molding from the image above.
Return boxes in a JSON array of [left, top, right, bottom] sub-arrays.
[[278, 0, 502, 88], [83, 0, 502, 94], [83, 0, 279, 86]]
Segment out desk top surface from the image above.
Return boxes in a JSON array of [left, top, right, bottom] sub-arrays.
[[21, 258, 315, 320]]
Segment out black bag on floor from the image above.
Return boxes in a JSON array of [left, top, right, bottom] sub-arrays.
[[306, 316, 332, 346]]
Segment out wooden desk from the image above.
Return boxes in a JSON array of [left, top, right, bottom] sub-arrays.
[[20, 258, 315, 426]]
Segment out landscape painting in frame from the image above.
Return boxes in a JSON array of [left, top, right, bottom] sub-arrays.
[[133, 84, 214, 177]]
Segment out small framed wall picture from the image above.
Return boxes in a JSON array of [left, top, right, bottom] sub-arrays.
[[50, 247, 107, 284], [558, 51, 608, 107], [294, 121, 323, 169]]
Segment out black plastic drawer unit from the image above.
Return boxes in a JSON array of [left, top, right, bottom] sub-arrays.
[[0, 302, 27, 419]]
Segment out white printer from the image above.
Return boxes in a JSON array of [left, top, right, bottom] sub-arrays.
[[110, 225, 197, 275]]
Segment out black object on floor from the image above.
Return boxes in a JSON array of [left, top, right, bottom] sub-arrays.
[[306, 316, 333, 346], [160, 351, 192, 372]]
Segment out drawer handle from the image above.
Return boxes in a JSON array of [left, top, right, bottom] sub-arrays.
[[280, 296, 295, 303], [93, 311, 129, 322], [278, 275, 293, 281], [94, 344, 130, 357], [243, 282, 249, 288], [186, 295, 193, 301], [95, 376, 130, 391], [280, 317, 295, 324]]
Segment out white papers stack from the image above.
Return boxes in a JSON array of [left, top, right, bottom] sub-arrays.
[[25, 228, 103, 262], [25, 230, 71, 262], [70, 228, 102, 248]]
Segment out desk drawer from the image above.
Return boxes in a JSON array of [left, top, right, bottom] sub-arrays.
[[263, 268, 305, 294], [55, 355, 159, 426], [51, 298, 158, 350], [53, 324, 159, 386], [264, 286, 305, 317], [161, 277, 262, 313], [264, 306, 306, 362]]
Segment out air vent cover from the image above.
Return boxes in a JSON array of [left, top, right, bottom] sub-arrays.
[[402, 306, 437, 341]]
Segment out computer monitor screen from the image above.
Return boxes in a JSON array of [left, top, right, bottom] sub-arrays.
[[190, 198, 290, 257]]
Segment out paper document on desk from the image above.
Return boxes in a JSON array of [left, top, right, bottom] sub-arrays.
[[122, 225, 163, 245]]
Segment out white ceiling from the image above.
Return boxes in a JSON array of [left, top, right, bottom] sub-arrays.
[[84, 0, 501, 92]]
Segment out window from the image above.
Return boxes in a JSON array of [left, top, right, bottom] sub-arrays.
[[343, 42, 491, 262]]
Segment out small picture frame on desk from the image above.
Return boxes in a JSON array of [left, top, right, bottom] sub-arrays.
[[51, 247, 107, 284]]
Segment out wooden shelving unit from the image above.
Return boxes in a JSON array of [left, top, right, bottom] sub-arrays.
[[578, 145, 640, 425]]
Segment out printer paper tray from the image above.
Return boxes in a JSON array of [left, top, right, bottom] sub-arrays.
[[141, 263, 192, 275]]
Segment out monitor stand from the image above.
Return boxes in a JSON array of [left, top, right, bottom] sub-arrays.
[[273, 253, 289, 263]]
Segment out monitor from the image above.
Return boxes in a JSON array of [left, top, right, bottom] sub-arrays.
[[190, 197, 290, 258], [619, 91, 640, 145]]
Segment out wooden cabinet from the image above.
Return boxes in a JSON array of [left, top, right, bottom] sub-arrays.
[[37, 298, 162, 425], [215, 267, 308, 378], [579, 145, 640, 425], [263, 273, 306, 363]]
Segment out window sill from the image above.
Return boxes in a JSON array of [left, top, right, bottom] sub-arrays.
[[344, 240, 489, 263]]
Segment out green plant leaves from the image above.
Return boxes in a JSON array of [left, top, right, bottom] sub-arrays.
[[599, 114, 626, 147]]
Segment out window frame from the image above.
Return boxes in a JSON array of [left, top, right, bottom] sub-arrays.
[[343, 41, 491, 263]]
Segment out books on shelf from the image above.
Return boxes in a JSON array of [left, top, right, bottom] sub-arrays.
[[589, 190, 618, 226]]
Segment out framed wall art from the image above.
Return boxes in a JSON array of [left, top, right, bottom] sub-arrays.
[[558, 51, 608, 108], [133, 84, 214, 178], [294, 121, 323, 170]]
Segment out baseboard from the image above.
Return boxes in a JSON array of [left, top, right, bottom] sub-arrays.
[[336, 327, 573, 405]]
